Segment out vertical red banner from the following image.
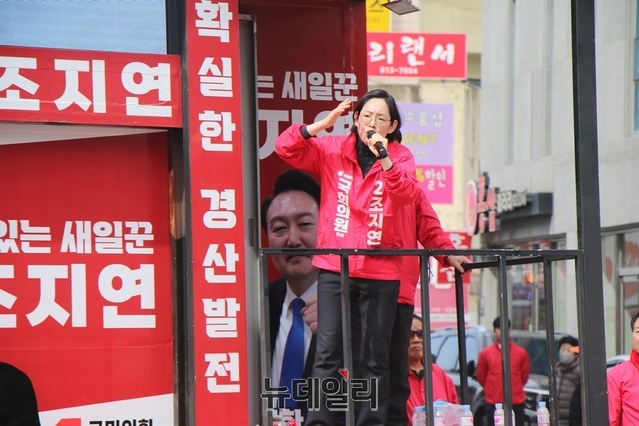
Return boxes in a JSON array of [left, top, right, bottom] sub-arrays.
[[184, 0, 248, 424]]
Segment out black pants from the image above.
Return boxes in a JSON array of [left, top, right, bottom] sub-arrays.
[[484, 403, 526, 426], [305, 271, 399, 426], [385, 303, 414, 426]]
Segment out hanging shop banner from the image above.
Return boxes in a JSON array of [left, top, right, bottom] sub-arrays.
[[399, 102, 454, 204], [0, 45, 182, 127], [0, 134, 174, 425], [184, 0, 248, 424], [246, 2, 369, 214], [414, 231, 472, 329], [367, 32, 466, 79]]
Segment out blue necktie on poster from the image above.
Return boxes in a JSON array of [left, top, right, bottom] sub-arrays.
[[279, 297, 306, 408]]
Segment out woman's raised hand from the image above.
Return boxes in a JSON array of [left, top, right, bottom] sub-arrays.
[[322, 99, 351, 129]]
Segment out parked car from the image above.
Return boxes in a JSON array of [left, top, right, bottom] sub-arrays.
[[606, 354, 630, 370], [429, 325, 570, 426]]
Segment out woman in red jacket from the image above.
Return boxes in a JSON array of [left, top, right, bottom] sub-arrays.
[[275, 89, 418, 425]]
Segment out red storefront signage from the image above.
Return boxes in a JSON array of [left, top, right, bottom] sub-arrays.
[[367, 32, 466, 79], [184, 0, 248, 424], [0, 45, 182, 127], [0, 134, 174, 424]]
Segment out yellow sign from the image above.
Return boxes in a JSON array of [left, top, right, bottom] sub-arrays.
[[366, 0, 391, 32]]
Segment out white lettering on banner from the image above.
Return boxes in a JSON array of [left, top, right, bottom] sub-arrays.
[[368, 41, 395, 65], [60, 220, 154, 255], [199, 110, 235, 151], [199, 57, 233, 97], [256, 75, 274, 99], [205, 352, 240, 393], [121, 62, 172, 117], [367, 180, 384, 246], [99, 264, 155, 328], [0, 265, 17, 328], [0, 263, 157, 329], [0, 220, 51, 254], [334, 171, 353, 238], [0, 56, 40, 110], [400, 35, 425, 66], [203, 297, 241, 338], [54, 59, 107, 113], [281, 71, 358, 102], [201, 189, 237, 229], [257, 108, 353, 160], [26, 264, 87, 327], [203, 243, 239, 284], [195, 0, 232, 42], [430, 43, 455, 65]]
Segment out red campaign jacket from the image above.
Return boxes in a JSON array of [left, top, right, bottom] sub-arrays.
[[275, 124, 419, 280], [607, 352, 639, 426], [476, 341, 530, 405], [397, 189, 455, 305], [406, 363, 460, 425]]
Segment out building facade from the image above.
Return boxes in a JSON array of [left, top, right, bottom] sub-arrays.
[[480, 0, 639, 356]]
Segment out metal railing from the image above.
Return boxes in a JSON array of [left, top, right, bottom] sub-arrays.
[[259, 247, 595, 426]]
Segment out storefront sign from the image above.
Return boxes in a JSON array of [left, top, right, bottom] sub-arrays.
[[399, 102, 454, 204], [367, 32, 466, 79], [466, 172, 552, 235], [0, 45, 182, 127]]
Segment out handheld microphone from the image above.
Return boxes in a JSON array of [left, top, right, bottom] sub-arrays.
[[366, 130, 388, 159]]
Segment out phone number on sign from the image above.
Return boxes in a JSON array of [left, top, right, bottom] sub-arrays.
[[376, 66, 419, 76]]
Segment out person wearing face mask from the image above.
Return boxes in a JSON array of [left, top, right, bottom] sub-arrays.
[[556, 335, 580, 426]]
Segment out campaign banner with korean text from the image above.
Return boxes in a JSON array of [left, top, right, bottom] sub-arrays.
[[399, 102, 454, 204], [367, 32, 466, 79], [0, 133, 174, 425], [0, 45, 182, 128], [414, 231, 472, 329], [184, 0, 248, 424], [242, 2, 368, 282]]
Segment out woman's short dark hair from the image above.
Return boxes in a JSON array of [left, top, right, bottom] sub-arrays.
[[350, 89, 403, 142], [631, 311, 639, 330]]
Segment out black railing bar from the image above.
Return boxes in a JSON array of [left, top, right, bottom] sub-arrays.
[[543, 260, 559, 425], [420, 253, 435, 426], [455, 268, 470, 405], [261, 247, 582, 259], [498, 255, 514, 426], [339, 255, 355, 426]]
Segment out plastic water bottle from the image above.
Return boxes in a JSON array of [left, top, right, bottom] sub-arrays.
[[537, 401, 550, 426], [412, 405, 426, 426], [494, 403, 505, 426], [433, 403, 445, 426], [460, 404, 474, 425]]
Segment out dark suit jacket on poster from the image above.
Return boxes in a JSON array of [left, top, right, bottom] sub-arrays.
[[0, 362, 41, 426], [269, 278, 316, 418]]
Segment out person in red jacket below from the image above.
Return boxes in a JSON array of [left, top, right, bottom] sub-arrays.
[[275, 89, 419, 426], [406, 315, 459, 425], [607, 310, 639, 426], [476, 316, 530, 426], [386, 188, 471, 426]]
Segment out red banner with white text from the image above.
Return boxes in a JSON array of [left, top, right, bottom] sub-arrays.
[[367, 32, 467, 79], [0, 45, 182, 127], [0, 133, 174, 425], [184, 1, 248, 424]]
